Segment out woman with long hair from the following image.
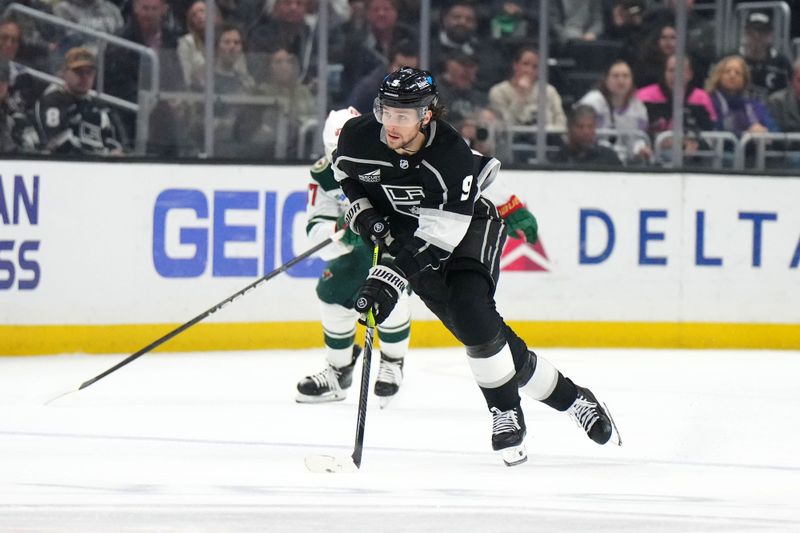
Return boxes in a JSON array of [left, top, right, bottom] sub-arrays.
[[578, 59, 651, 164], [705, 54, 779, 137]]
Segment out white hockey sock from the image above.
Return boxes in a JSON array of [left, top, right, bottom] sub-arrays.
[[320, 302, 359, 368], [467, 342, 516, 389], [520, 356, 558, 400]]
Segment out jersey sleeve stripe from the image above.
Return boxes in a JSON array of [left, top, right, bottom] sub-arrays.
[[415, 207, 472, 252]]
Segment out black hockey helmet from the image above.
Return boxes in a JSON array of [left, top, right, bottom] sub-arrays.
[[374, 67, 438, 124]]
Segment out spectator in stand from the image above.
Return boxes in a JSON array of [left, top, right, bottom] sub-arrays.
[[53, 0, 124, 45], [640, 0, 715, 83], [339, 0, 416, 101], [0, 19, 46, 113], [251, 46, 315, 159], [578, 59, 651, 165], [246, 0, 319, 84], [436, 52, 487, 121], [767, 60, 800, 132], [738, 11, 793, 100], [347, 39, 418, 114], [0, 58, 39, 153], [705, 54, 779, 138], [206, 25, 259, 157], [258, 46, 313, 117], [214, 25, 255, 94], [177, 0, 223, 90], [488, 45, 566, 130], [550, 0, 604, 45], [34, 47, 125, 155], [637, 53, 717, 160], [601, 0, 646, 64], [550, 105, 623, 166], [452, 107, 501, 157], [429, 1, 505, 91], [631, 23, 676, 88], [0, 0, 56, 71], [488, 1, 540, 44], [104, 0, 186, 155]]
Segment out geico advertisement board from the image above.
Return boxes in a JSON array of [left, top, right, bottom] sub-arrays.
[[1, 162, 798, 326]]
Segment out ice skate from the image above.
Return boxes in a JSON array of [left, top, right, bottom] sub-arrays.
[[490, 406, 528, 466], [567, 386, 622, 446], [296, 345, 362, 403], [374, 353, 403, 409]]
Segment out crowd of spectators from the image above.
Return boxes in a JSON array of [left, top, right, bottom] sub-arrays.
[[0, 0, 799, 169]]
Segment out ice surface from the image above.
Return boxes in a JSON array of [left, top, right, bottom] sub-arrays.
[[1, 347, 799, 532]]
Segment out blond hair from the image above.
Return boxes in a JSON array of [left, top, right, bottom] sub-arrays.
[[705, 54, 750, 93]]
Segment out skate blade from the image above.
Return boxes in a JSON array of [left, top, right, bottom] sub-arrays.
[[295, 392, 347, 404], [603, 402, 623, 446], [305, 454, 359, 473], [501, 444, 528, 467], [378, 394, 396, 409]]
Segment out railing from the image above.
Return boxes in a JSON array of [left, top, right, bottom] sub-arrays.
[[654, 131, 739, 169], [4, 3, 160, 154], [736, 132, 800, 170]]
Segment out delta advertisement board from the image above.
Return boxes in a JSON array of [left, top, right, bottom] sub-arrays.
[[1, 161, 798, 337]]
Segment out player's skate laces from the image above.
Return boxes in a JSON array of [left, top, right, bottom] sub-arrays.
[[296, 345, 362, 403], [490, 406, 528, 467], [567, 386, 622, 445], [374, 354, 403, 397]]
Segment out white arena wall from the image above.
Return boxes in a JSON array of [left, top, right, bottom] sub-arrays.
[[1, 160, 798, 355]]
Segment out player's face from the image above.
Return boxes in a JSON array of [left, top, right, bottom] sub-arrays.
[[381, 106, 423, 149]]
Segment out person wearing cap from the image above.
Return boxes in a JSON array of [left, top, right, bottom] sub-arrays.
[[33, 47, 125, 155], [0, 58, 39, 154], [738, 11, 793, 99]]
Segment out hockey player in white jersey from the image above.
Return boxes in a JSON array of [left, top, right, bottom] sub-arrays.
[[296, 107, 410, 408]]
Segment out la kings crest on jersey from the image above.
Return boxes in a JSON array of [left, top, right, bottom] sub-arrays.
[[383, 184, 424, 218]]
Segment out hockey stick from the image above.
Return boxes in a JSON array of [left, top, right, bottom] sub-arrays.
[[305, 244, 379, 473], [45, 230, 346, 405]]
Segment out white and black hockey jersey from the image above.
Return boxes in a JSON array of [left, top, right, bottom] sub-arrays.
[[332, 114, 499, 276], [34, 84, 124, 155]]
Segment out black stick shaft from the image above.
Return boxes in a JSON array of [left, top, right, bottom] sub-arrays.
[[351, 324, 375, 468], [350, 244, 380, 468], [79, 231, 343, 391]]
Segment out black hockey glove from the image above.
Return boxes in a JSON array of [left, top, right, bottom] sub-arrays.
[[344, 198, 393, 248], [354, 261, 407, 325]]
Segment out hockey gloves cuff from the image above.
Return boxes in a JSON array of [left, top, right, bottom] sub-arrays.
[[499, 195, 538, 244], [336, 213, 362, 247], [355, 261, 407, 325], [344, 198, 394, 248]]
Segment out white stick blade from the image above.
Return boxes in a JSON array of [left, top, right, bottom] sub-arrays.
[[304, 454, 359, 473]]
